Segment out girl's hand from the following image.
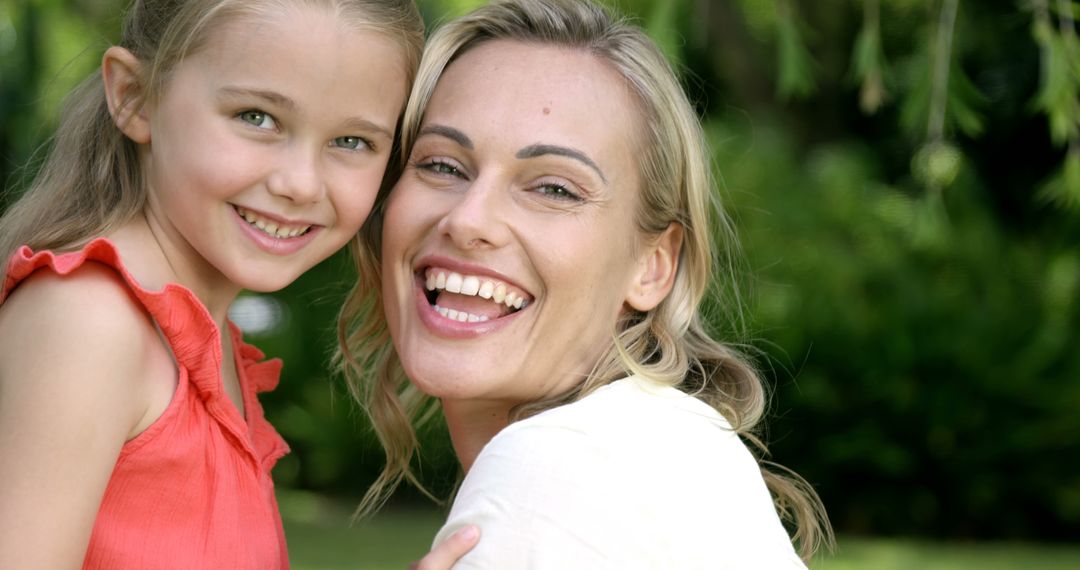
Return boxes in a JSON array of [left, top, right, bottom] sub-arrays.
[[408, 525, 480, 570]]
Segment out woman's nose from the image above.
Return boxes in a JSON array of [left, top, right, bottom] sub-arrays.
[[267, 146, 325, 204], [437, 174, 511, 250]]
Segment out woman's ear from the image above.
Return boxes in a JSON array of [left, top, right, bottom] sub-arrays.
[[625, 223, 683, 312], [102, 46, 151, 143]]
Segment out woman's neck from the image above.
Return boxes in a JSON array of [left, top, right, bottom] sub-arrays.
[[441, 399, 513, 472]]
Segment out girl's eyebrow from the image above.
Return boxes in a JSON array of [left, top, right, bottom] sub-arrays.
[[220, 86, 296, 109], [220, 86, 392, 139], [341, 118, 393, 140]]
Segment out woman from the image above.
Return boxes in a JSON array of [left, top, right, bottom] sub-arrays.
[[340, 0, 832, 566]]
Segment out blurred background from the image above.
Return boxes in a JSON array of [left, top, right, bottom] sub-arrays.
[[2, 0, 1079, 567]]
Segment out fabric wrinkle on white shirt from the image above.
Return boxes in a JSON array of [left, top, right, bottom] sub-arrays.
[[434, 376, 807, 569]]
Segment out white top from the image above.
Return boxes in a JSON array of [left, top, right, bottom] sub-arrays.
[[434, 376, 806, 569]]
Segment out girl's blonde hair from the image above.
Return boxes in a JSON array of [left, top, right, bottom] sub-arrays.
[[338, 0, 833, 560], [0, 0, 424, 283]]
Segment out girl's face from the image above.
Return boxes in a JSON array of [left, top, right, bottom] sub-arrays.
[[139, 4, 408, 294], [382, 40, 648, 408]]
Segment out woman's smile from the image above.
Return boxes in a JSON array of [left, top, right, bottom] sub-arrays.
[[381, 39, 647, 404], [408, 256, 535, 339]]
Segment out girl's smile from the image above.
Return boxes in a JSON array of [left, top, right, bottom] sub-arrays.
[[137, 4, 409, 301], [231, 204, 321, 256]]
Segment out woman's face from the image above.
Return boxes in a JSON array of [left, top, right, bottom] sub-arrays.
[[382, 40, 647, 406]]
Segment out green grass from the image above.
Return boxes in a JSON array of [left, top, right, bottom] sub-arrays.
[[280, 490, 445, 570], [813, 538, 1080, 570], [279, 490, 1080, 569]]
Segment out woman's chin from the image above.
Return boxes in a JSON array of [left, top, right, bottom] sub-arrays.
[[403, 367, 483, 400]]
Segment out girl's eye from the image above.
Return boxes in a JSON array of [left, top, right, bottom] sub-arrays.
[[332, 136, 371, 151], [238, 110, 276, 130], [534, 182, 582, 202]]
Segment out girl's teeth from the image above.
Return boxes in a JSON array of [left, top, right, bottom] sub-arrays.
[[237, 207, 309, 239], [493, 284, 507, 304], [478, 281, 494, 299]]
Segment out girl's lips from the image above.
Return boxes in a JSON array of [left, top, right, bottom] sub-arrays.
[[231, 205, 321, 255], [232, 204, 318, 231]]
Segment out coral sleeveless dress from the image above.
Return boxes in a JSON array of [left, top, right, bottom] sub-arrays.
[[1, 238, 290, 569]]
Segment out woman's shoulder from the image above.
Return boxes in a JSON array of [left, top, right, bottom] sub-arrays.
[[496, 376, 742, 455], [450, 377, 804, 568], [478, 376, 764, 497]]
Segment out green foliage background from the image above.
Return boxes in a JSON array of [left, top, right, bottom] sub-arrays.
[[2, 0, 1078, 542]]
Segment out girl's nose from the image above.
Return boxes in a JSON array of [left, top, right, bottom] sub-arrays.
[[267, 146, 325, 204]]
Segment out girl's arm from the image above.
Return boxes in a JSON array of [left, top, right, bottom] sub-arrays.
[[0, 264, 160, 569]]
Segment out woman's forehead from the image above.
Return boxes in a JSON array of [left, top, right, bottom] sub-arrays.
[[424, 40, 642, 160]]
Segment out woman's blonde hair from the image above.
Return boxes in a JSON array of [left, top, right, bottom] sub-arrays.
[[0, 0, 424, 283], [338, 0, 832, 560]]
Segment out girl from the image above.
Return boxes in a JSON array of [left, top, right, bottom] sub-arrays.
[[0, 1, 476, 568], [341, 0, 832, 567]]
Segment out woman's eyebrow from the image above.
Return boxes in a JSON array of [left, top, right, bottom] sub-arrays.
[[516, 143, 608, 184], [417, 124, 473, 149]]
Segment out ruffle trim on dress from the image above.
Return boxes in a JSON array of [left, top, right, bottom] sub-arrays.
[[3, 237, 289, 470]]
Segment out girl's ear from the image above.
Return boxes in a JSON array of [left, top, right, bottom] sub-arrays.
[[102, 46, 151, 143], [625, 223, 683, 312]]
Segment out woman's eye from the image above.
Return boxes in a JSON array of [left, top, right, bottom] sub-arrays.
[[332, 136, 371, 151], [238, 110, 276, 130], [419, 159, 464, 178], [534, 183, 581, 201]]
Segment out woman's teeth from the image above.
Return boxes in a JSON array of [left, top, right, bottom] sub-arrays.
[[236, 206, 311, 239], [433, 305, 490, 323], [425, 269, 530, 313]]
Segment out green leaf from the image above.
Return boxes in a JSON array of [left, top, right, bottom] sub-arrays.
[[1031, 21, 1080, 145], [775, 2, 817, 100], [1038, 149, 1080, 211], [851, 18, 890, 114], [946, 66, 987, 138]]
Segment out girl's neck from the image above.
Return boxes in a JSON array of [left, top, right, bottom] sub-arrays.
[[108, 216, 240, 325], [441, 399, 513, 472]]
